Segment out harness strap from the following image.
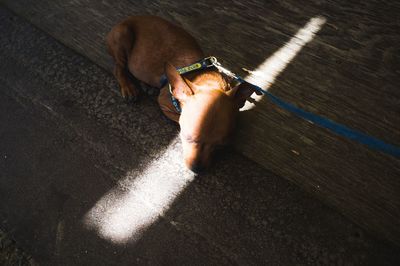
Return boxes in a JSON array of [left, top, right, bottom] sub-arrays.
[[161, 56, 218, 115], [159, 56, 217, 88], [168, 83, 182, 113]]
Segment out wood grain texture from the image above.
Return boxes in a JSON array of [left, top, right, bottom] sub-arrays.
[[1, 0, 399, 245]]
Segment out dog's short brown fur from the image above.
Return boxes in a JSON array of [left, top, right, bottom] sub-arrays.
[[107, 16, 256, 172]]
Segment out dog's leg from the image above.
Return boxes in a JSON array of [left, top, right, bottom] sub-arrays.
[[106, 23, 140, 102]]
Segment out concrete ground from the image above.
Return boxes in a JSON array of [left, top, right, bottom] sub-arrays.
[[0, 7, 399, 265]]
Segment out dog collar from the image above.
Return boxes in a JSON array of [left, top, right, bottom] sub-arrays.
[[160, 56, 218, 88], [162, 56, 218, 114], [168, 83, 182, 113]]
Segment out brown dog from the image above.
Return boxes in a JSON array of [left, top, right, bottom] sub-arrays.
[[107, 16, 257, 172]]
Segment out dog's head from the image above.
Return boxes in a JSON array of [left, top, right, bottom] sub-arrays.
[[165, 63, 258, 173]]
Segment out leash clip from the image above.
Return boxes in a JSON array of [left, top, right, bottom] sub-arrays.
[[203, 56, 218, 68]]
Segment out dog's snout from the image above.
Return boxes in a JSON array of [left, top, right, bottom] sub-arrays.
[[183, 143, 215, 173], [188, 162, 205, 174]]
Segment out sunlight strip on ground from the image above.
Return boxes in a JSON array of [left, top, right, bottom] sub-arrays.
[[241, 16, 326, 111], [83, 137, 195, 244]]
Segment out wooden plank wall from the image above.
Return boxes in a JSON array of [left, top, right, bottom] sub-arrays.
[[2, 0, 399, 245]]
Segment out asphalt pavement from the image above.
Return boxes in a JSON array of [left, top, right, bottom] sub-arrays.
[[0, 7, 399, 265]]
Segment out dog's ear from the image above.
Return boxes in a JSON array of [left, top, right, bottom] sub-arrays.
[[165, 62, 195, 102], [227, 82, 262, 109]]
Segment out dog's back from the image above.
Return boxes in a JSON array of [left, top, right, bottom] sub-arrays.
[[107, 16, 204, 88]]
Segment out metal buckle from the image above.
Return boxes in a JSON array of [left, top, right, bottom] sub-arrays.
[[203, 56, 218, 67]]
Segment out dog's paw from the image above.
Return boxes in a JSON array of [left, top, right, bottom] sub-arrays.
[[121, 84, 140, 103]]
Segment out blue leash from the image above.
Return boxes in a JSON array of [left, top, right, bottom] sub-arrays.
[[237, 77, 400, 158], [163, 57, 400, 158]]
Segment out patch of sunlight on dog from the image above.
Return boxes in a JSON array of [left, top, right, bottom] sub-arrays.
[[241, 16, 327, 111], [83, 136, 195, 244]]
